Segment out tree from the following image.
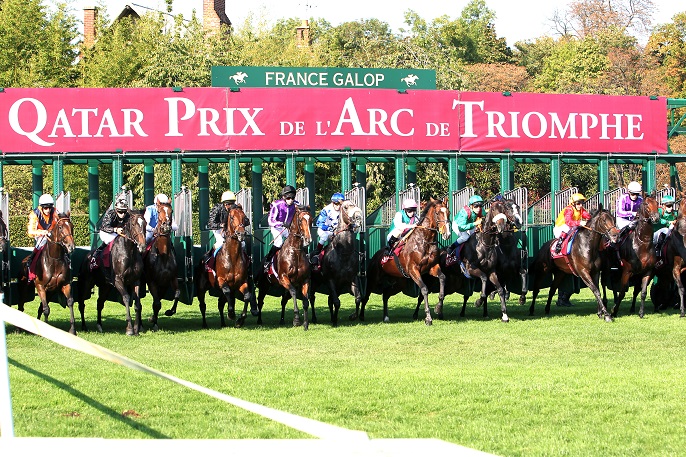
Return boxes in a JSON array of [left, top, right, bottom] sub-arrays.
[[551, 0, 656, 39], [0, 0, 78, 87], [644, 12, 686, 97]]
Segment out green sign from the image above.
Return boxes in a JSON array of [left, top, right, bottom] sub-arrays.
[[211, 66, 436, 90]]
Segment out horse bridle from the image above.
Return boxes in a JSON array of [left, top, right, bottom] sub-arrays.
[[120, 212, 146, 249], [154, 205, 172, 237], [224, 208, 246, 240], [46, 217, 74, 250], [290, 209, 310, 241], [415, 205, 449, 236]]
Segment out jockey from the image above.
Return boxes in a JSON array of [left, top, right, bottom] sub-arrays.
[[92, 195, 131, 269], [447, 194, 484, 255], [26, 194, 57, 271], [385, 197, 420, 255], [553, 193, 591, 254], [207, 190, 250, 250], [144, 193, 178, 244], [263, 185, 299, 272], [616, 181, 643, 235], [310, 192, 344, 266], [653, 194, 677, 262]]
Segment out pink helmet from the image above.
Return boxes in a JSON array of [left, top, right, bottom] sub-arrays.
[[402, 198, 418, 210]]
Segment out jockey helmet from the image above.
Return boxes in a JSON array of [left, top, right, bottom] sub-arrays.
[[331, 192, 345, 203], [281, 185, 296, 198], [221, 191, 236, 203], [468, 195, 484, 205], [627, 181, 642, 194], [661, 195, 675, 204], [115, 197, 128, 210], [402, 198, 418, 210], [38, 194, 54, 207], [155, 193, 170, 204], [570, 193, 586, 204]]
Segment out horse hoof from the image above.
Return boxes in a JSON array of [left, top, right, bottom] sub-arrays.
[[228, 310, 236, 320], [383, 316, 390, 323], [519, 296, 526, 305], [348, 313, 358, 321], [604, 315, 613, 323], [502, 314, 509, 323], [303, 323, 309, 331], [126, 329, 135, 336], [97, 325, 103, 333], [152, 324, 159, 332], [293, 319, 301, 327], [475, 299, 483, 308], [424, 317, 432, 326], [236, 316, 246, 328], [250, 308, 259, 317], [164, 310, 175, 317]]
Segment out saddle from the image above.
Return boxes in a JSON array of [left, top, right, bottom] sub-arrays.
[[205, 247, 251, 276], [550, 227, 581, 259], [27, 245, 46, 282], [89, 242, 113, 272], [445, 244, 464, 268], [381, 240, 407, 265]]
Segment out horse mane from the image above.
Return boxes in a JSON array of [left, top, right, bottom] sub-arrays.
[[418, 198, 440, 223]]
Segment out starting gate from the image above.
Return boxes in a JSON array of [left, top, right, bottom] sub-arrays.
[[0, 191, 9, 304], [174, 187, 194, 304], [344, 183, 367, 285], [367, 184, 421, 258]]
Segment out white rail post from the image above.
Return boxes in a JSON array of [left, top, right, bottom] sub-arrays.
[[0, 292, 15, 438]]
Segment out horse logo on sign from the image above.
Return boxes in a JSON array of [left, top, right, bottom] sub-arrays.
[[230, 71, 248, 84], [401, 74, 419, 86]]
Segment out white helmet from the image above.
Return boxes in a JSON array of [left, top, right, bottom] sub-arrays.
[[155, 193, 169, 204], [627, 181, 642, 194], [38, 194, 54, 206], [221, 190, 236, 203], [402, 198, 418, 210]]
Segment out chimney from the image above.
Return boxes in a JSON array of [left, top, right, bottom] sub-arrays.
[[203, 0, 231, 34], [83, 7, 98, 47], [296, 20, 310, 48]]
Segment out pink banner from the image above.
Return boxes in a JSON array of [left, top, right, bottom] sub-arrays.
[[0, 87, 666, 153]]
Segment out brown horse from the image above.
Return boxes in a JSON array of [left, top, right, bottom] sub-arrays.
[[600, 196, 659, 318], [528, 206, 620, 322], [77, 211, 147, 335], [17, 214, 77, 334], [195, 205, 255, 328], [255, 205, 312, 329], [355, 197, 451, 325], [310, 199, 364, 326], [144, 202, 180, 331]]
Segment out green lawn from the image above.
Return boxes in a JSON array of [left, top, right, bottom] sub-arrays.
[[4, 288, 686, 456]]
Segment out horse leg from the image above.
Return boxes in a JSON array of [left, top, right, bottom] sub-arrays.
[[280, 293, 288, 326], [545, 274, 565, 316], [673, 261, 686, 318], [461, 294, 468, 317], [197, 286, 209, 329], [36, 286, 50, 323], [289, 286, 302, 327], [222, 284, 236, 321], [519, 264, 528, 305], [120, 288, 135, 336], [133, 285, 144, 335], [637, 278, 649, 319], [489, 272, 509, 323], [235, 283, 251, 328], [413, 296, 421, 320], [611, 269, 631, 318], [217, 294, 227, 327], [580, 270, 612, 323], [434, 267, 446, 319], [301, 282, 310, 331], [474, 274, 489, 312], [96, 286, 108, 333], [310, 292, 318, 325], [411, 274, 432, 326], [255, 279, 266, 326], [349, 278, 362, 322], [166, 277, 181, 318], [63, 284, 76, 335]]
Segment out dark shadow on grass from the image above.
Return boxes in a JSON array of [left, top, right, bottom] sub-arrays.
[[9, 358, 170, 438]]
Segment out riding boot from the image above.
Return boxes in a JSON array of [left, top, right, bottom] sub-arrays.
[[310, 243, 323, 266], [385, 236, 398, 256], [263, 245, 279, 273], [655, 232, 666, 258], [554, 232, 567, 254], [447, 241, 459, 256]]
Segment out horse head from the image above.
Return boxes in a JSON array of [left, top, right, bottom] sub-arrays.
[[486, 200, 509, 234], [127, 211, 147, 254], [419, 197, 451, 241], [50, 213, 75, 255], [224, 205, 247, 243], [289, 206, 312, 247], [340, 200, 363, 233], [155, 202, 173, 236], [636, 195, 660, 224], [590, 204, 620, 244]]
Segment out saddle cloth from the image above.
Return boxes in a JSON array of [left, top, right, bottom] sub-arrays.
[[27, 245, 46, 282], [550, 227, 580, 259]]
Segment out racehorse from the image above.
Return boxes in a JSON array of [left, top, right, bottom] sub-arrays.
[[77, 211, 147, 335], [457, 200, 518, 322], [416, 248, 468, 321], [310, 199, 364, 326], [143, 201, 180, 331], [353, 197, 451, 326], [195, 204, 255, 328], [600, 196, 659, 318], [255, 205, 313, 329], [17, 214, 78, 334], [528, 206, 620, 322]]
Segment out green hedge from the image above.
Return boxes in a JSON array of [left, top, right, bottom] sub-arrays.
[[9, 213, 204, 247]]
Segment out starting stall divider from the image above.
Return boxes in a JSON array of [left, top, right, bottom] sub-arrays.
[[173, 187, 194, 305], [0, 191, 9, 305], [343, 184, 367, 294]]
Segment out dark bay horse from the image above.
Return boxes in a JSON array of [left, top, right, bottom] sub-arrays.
[[77, 211, 147, 335], [195, 205, 255, 328], [354, 197, 451, 325], [255, 206, 313, 329], [458, 200, 517, 322], [310, 199, 364, 326], [666, 196, 686, 318], [528, 206, 620, 322], [600, 196, 659, 318], [143, 202, 180, 331], [17, 214, 78, 334]]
